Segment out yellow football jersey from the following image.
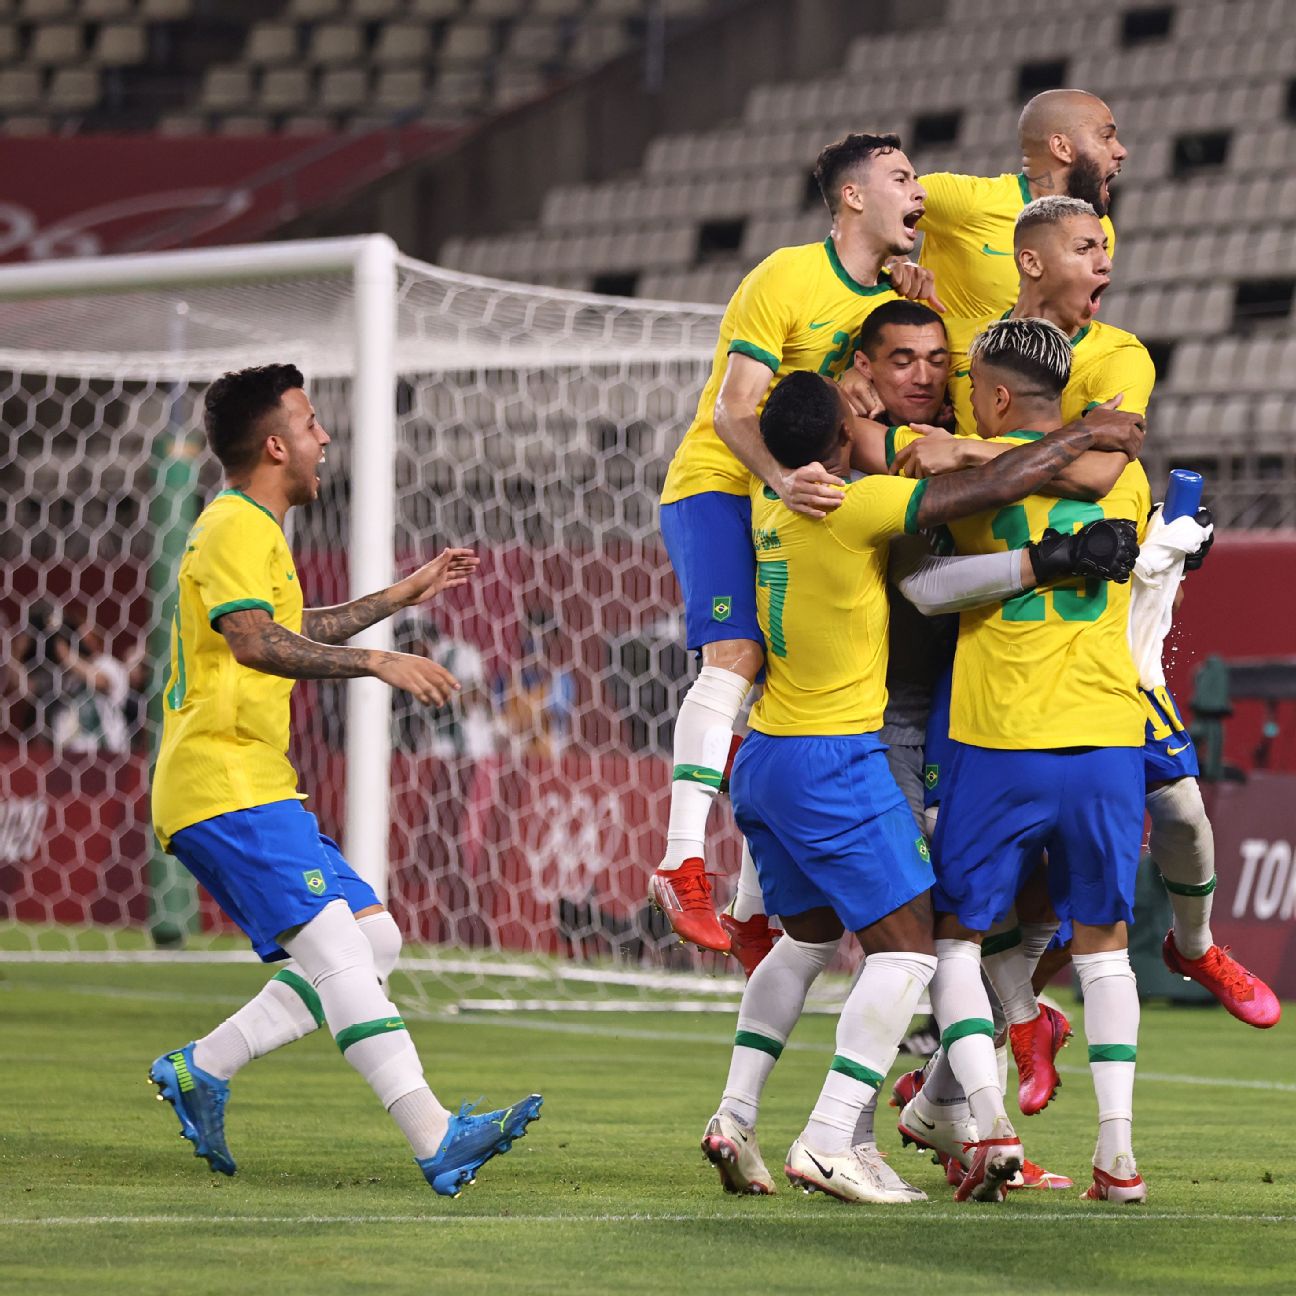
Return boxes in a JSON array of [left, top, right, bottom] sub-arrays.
[[153, 489, 306, 849], [660, 239, 901, 505], [746, 472, 927, 736], [895, 429, 1151, 750], [949, 313, 1155, 437], [917, 172, 1116, 341]]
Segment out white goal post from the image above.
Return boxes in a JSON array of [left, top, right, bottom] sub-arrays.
[[1, 234, 868, 1013]]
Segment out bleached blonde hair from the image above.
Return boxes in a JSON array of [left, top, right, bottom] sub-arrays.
[[968, 317, 1073, 399]]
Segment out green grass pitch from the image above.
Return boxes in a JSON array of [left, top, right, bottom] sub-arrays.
[[1, 960, 1293, 1296]]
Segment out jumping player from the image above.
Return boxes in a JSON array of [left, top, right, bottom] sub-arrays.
[[652, 132, 926, 953]]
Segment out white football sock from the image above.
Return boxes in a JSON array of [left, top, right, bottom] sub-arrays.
[[730, 838, 767, 922], [1075, 949, 1140, 1171], [283, 900, 449, 1158], [721, 936, 836, 1125], [981, 926, 1040, 1027], [930, 939, 1009, 1137], [804, 951, 937, 1154], [914, 1046, 970, 1123], [661, 666, 750, 870], [192, 909, 404, 1081], [1148, 778, 1215, 959], [1020, 921, 1061, 971]]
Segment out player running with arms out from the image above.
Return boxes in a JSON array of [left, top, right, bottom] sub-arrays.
[[698, 367, 1137, 1204], [652, 132, 932, 956], [901, 320, 1150, 1202], [148, 364, 541, 1197]]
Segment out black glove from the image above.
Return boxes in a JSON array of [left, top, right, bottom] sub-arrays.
[[1027, 517, 1140, 585], [1184, 506, 1214, 571]]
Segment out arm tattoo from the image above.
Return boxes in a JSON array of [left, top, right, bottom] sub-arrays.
[[916, 423, 1094, 528], [217, 609, 376, 680], [300, 588, 403, 645]]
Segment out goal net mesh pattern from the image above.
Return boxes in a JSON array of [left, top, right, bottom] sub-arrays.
[[1, 250, 854, 1012]]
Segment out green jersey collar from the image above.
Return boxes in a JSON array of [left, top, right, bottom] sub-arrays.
[[218, 487, 281, 528], [823, 237, 892, 296]]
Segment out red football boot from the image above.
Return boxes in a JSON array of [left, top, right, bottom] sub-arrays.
[[719, 910, 778, 977], [1083, 1157, 1147, 1204], [1008, 1158, 1074, 1191], [648, 858, 730, 953], [1009, 1011, 1062, 1116], [889, 1066, 925, 1110], [953, 1122, 1023, 1203], [1162, 932, 1281, 1028]]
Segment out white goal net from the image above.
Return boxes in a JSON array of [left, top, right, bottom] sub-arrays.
[[1, 236, 845, 1015]]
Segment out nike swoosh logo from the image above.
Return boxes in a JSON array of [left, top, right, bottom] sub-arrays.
[[914, 1114, 936, 1131], [806, 1151, 834, 1180], [953, 369, 969, 378], [1166, 743, 1191, 756], [385, 1020, 403, 1029], [809, 320, 833, 329], [287, 572, 296, 581], [981, 244, 1012, 256], [736, 1128, 749, 1144]]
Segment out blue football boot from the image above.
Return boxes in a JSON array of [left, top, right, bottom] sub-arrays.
[[148, 1042, 236, 1176], [417, 1094, 543, 1197]]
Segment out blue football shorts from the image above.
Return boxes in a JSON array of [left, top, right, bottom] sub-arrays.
[[932, 744, 1145, 932], [659, 490, 764, 652], [731, 731, 934, 932], [169, 798, 381, 962], [1140, 684, 1200, 784], [921, 662, 954, 810]]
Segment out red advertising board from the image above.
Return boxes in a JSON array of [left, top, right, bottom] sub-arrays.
[[0, 130, 455, 263]]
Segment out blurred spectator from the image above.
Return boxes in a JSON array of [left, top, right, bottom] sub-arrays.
[[51, 621, 131, 754], [608, 609, 689, 754], [392, 608, 497, 759], [500, 601, 575, 760], [4, 604, 73, 743]]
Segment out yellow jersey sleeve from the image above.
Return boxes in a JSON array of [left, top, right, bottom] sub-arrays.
[[1063, 325, 1156, 422], [917, 171, 981, 236], [190, 502, 279, 627], [827, 474, 926, 549], [727, 254, 797, 374]]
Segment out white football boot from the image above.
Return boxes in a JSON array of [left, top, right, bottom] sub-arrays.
[[785, 1138, 927, 1204], [700, 1110, 775, 1195], [897, 1091, 977, 1174]]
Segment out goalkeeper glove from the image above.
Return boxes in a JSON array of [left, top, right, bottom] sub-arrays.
[[1027, 517, 1139, 585]]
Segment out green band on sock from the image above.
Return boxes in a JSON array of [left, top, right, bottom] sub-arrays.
[[272, 968, 326, 1027], [830, 1055, 884, 1088], [1088, 1043, 1138, 1063], [941, 1017, 995, 1048], [673, 763, 724, 790], [1161, 874, 1217, 897], [734, 1029, 784, 1058], [981, 927, 1023, 957], [335, 1016, 407, 1053]]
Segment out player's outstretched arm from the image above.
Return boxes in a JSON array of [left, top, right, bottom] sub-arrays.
[[895, 398, 1145, 502], [913, 419, 1127, 529], [301, 548, 479, 644], [217, 608, 460, 705], [715, 353, 845, 518]]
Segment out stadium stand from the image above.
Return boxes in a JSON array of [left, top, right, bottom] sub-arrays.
[[432, 0, 1296, 522], [0, 0, 721, 135]]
